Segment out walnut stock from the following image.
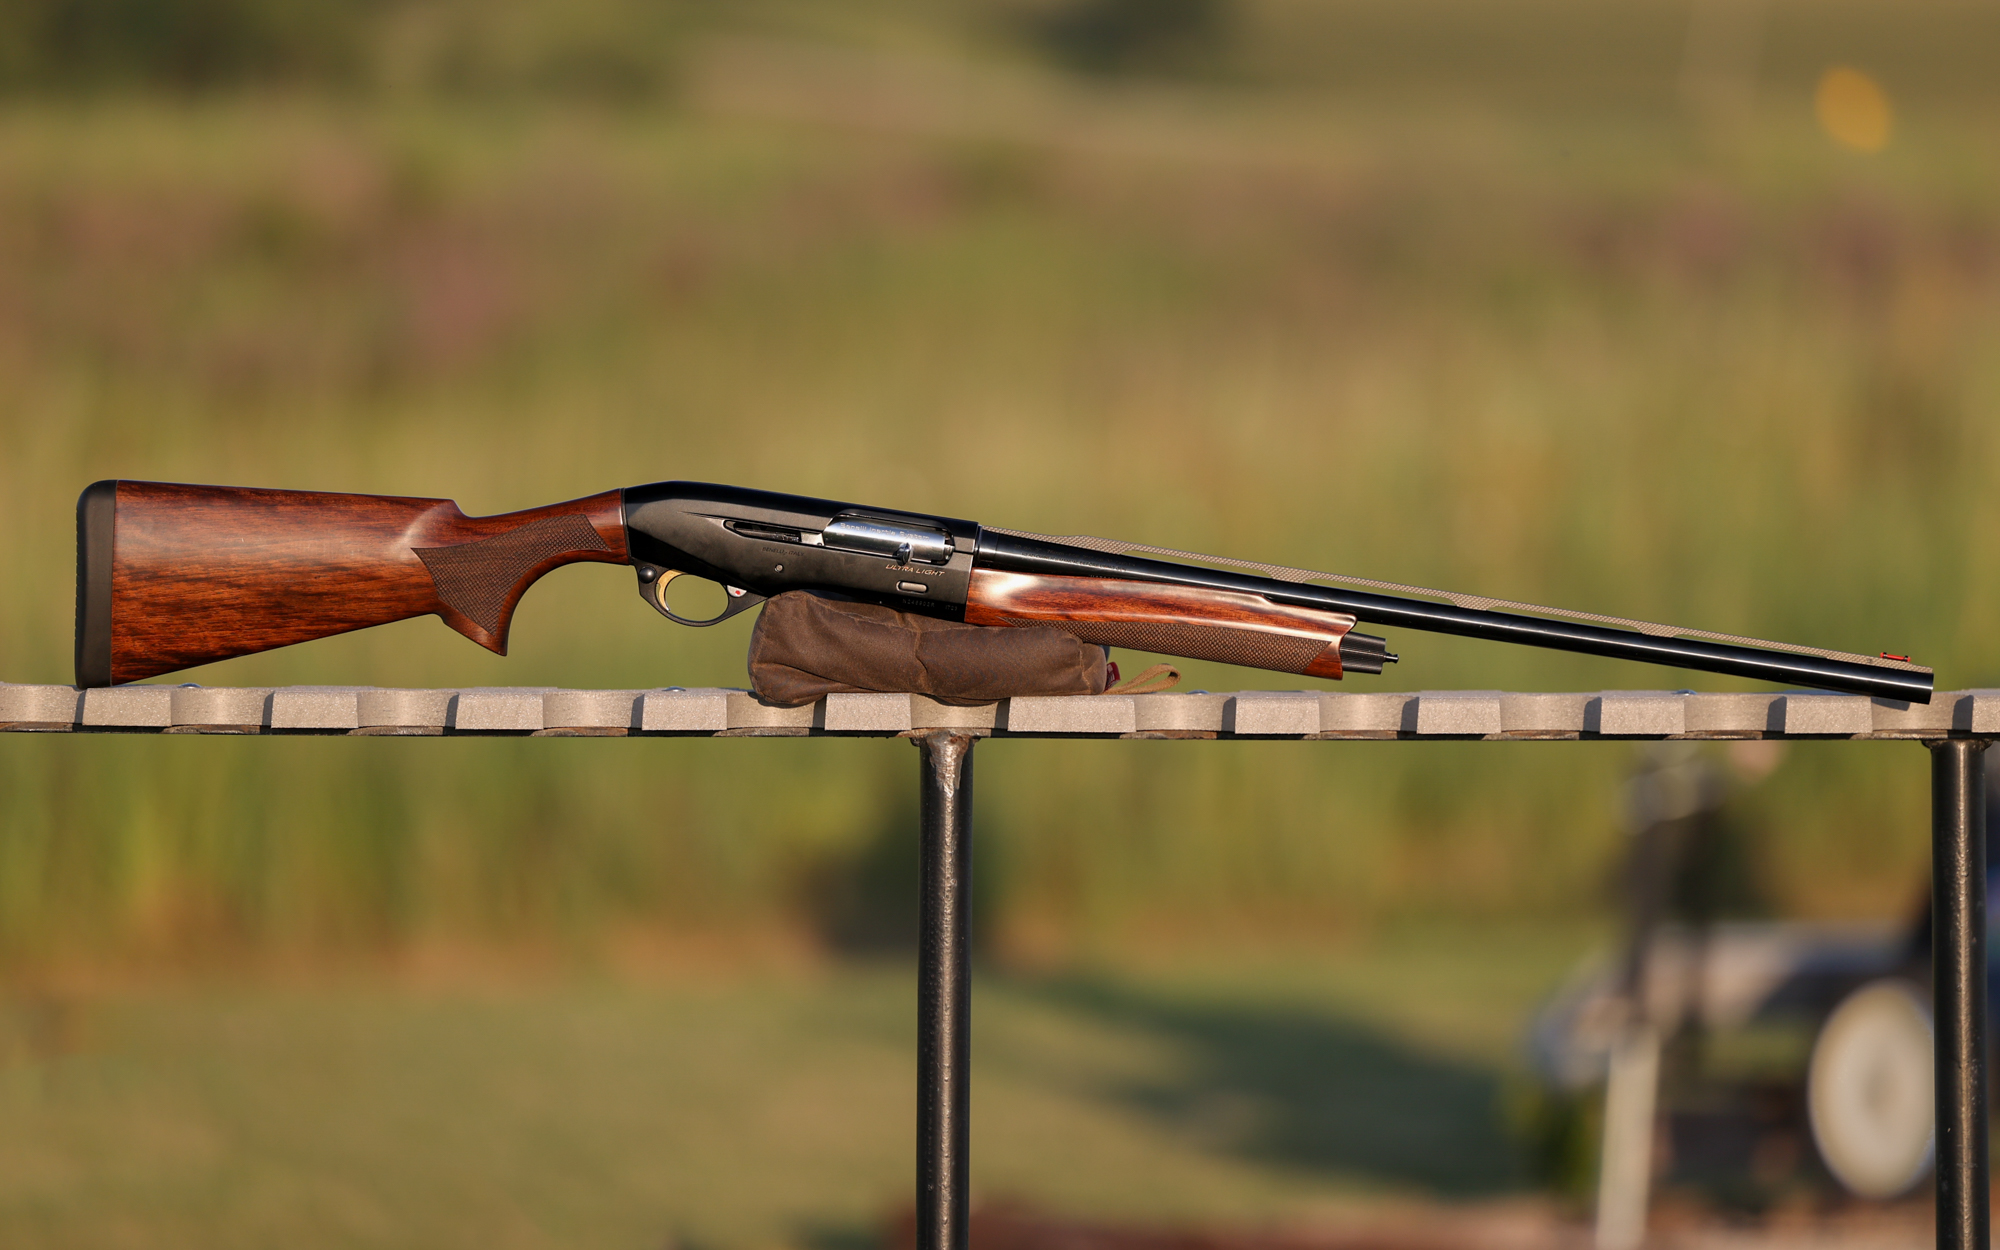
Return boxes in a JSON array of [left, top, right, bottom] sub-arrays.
[[76, 481, 628, 687]]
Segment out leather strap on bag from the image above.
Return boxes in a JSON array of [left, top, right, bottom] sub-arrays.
[[1103, 662, 1181, 695]]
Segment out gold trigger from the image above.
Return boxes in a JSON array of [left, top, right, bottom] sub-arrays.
[[640, 566, 763, 627], [652, 569, 683, 611]]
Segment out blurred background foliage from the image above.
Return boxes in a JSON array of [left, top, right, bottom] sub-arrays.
[[0, 0, 1997, 975]]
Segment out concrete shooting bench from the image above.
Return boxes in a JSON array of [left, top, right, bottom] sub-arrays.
[[5, 681, 1995, 1250]]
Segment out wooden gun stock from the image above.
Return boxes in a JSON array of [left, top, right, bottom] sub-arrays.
[[76, 481, 628, 687], [964, 569, 1373, 678]]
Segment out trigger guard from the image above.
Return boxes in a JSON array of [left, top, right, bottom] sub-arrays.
[[639, 568, 767, 627]]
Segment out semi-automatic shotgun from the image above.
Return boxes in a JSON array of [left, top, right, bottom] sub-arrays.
[[73, 480, 1933, 702]]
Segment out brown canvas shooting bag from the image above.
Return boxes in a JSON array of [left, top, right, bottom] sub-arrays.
[[748, 591, 1125, 707]]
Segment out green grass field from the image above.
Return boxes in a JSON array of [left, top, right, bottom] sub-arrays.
[[4, 78, 1991, 961], [0, 931, 1593, 1249]]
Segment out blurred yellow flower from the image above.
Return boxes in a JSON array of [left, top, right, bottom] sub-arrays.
[[1816, 66, 1893, 153]]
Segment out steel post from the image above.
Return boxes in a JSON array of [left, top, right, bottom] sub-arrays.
[[1931, 738, 1989, 1250], [914, 731, 975, 1250]]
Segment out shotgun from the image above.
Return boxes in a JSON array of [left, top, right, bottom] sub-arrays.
[[73, 480, 1933, 702]]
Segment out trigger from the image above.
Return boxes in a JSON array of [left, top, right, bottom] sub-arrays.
[[635, 564, 767, 626]]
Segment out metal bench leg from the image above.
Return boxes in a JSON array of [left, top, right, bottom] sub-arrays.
[[1932, 738, 1989, 1250], [915, 731, 975, 1250]]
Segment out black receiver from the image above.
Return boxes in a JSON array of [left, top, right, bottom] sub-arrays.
[[621, 482, 981, 626]]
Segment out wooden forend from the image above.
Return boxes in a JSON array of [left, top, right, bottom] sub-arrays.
[[965, 569, 1354, 678]]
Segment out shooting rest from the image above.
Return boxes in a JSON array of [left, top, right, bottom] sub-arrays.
[[5, 681, 1993, 1250]]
